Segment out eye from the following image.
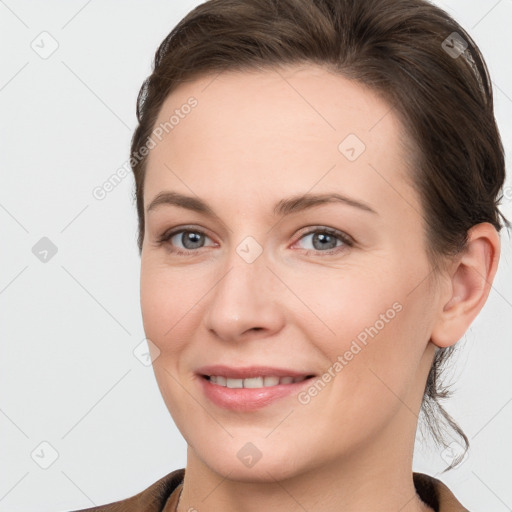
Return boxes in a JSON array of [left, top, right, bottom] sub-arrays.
[[158, 228, 216, 253], [293, 227, 353, 254]]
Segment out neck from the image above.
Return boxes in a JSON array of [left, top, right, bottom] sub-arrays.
[[176, 413, 434, 512]]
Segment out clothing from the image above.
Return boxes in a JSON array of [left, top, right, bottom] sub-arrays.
[[69, 469, 469, 511]]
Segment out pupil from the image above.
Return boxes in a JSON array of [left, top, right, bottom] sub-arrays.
[[182, 231, 204, 249], [313, 232, 336, 250]]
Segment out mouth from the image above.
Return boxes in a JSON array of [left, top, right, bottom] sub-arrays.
[[196, 365, 317, 411], [201, 374, 315, 388]]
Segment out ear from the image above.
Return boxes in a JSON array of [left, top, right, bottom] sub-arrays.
[[430, 222, 501, 348]]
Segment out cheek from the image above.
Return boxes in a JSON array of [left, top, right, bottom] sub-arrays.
[[139, 261, 210, 355], [287, 263, 402, 351], [139, 262, 208, 434], [292, 261, 432, 408]]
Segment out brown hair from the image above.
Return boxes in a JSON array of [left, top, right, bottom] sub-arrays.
[[130, 0, 509, 469]]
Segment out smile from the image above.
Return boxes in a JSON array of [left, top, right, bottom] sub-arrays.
[[205, 375, 312, 388]]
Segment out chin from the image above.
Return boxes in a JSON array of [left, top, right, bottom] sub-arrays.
[[193, 441, 313, 483]]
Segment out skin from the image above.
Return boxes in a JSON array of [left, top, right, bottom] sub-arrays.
[[139, 64, 500, 512]]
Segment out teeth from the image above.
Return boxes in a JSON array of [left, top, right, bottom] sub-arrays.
[[244, 377, 264, 388], [208, 375, 308, 388], [263, 376, 280, 387], [227, 378, 243, 389]]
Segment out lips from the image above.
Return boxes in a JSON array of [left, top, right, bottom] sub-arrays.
[[196, 365, 316, 411]]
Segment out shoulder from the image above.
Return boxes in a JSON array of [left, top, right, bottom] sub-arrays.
[[66, 468, 185, 512], [413, 472, 470, 512]]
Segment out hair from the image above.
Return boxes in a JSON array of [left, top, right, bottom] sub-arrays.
[[130, 0, 509, 469]]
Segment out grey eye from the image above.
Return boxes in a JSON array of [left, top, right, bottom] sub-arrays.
[[297, 231, 344, 251], [170, 230, 210, 250]]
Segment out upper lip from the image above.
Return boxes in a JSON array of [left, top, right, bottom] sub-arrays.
[[196, 365, 315, 379]]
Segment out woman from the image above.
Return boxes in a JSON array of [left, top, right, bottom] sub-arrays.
[[72, 0, 508, 510]]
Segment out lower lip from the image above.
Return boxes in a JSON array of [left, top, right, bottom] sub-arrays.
[[199, 376, 314, 411]]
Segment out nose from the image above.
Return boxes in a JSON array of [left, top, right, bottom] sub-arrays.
[[202, 254, 286, 343]]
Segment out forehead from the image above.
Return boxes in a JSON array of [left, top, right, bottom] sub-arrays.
[[144, 64, 419, 220]]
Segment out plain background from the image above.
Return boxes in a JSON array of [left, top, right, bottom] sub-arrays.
[[0, 1, 511, 510]]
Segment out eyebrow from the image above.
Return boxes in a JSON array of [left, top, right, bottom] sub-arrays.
[[146, 191, 377, 217], [274, 192, 377, 216]]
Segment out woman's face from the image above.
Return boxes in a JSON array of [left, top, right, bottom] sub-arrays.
[[140, 64, 441, 480]]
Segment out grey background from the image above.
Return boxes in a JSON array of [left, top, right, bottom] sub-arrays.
[[0, 1, 511, 510]]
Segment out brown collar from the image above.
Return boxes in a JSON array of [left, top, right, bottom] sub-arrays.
[[69, 468, 469, 511], [163, 470, 469, 511]]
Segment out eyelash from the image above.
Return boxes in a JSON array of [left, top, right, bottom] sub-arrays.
[[156, 226, 354, 256]]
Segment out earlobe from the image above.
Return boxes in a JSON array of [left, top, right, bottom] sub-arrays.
[[430, 222, 501, 348]]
